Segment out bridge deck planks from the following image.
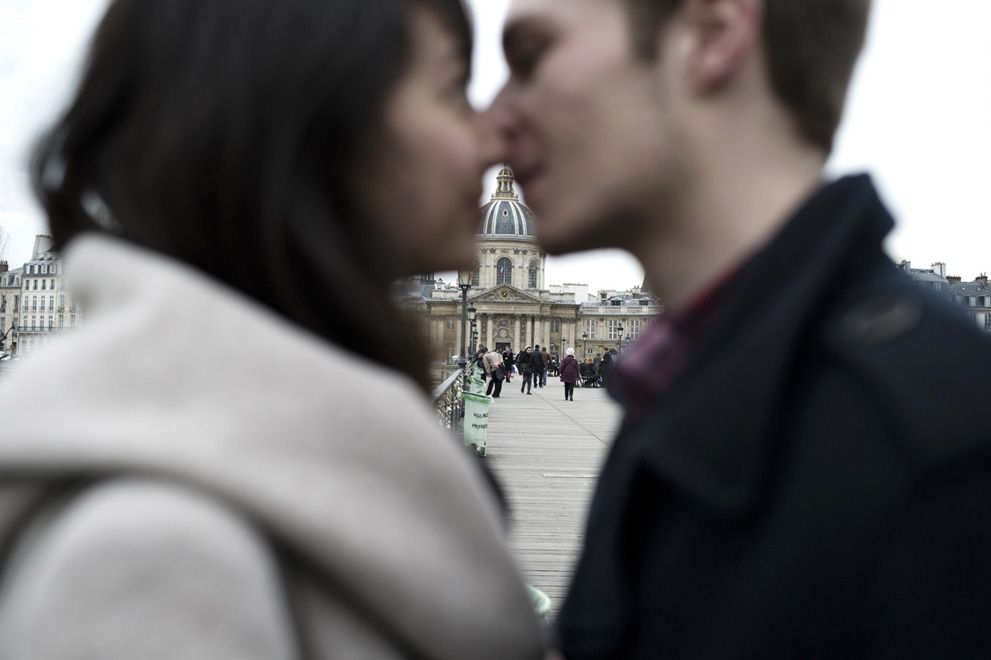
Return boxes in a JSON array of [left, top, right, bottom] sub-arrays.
[[483, 379, 622, 619]]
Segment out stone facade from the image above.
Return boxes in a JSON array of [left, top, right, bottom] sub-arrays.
[[413, 168, 663, 363], [0, 234, 82, 358]]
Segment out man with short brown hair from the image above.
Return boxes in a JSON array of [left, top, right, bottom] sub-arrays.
[[623, 0, 870, 153], [492, 0, 991, 657]]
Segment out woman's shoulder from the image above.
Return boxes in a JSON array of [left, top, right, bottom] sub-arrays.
[[0, 478, 294, 660], [8, 479, 276, 583]]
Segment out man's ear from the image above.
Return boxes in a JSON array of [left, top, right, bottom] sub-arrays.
[[680, 0, 763, 92]]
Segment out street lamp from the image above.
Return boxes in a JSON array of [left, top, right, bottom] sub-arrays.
[[0, 322, 18, 362], [456, 269, 474, 386], [582, 332, 588, 358], [467, 304, 477, 356], [617, 325, 624, 353]]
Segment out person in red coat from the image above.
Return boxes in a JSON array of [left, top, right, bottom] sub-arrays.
[[559, 347, 580, 402]]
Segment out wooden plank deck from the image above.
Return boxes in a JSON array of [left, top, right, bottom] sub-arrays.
[[483, 378, 623, 618]]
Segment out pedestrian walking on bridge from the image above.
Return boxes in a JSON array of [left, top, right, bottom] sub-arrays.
[[501, 345, 515, 382], [559, 348, 580, 402], [483, 349, 504, 398], [517, 346, 533, 395], [531, 344, 546, 388]]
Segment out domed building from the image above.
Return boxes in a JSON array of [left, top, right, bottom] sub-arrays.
[[406, 167, 662, 367], [475, 166, 545, 291]]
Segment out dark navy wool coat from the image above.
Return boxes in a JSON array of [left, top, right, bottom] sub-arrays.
[[558, 176, 991, 660]]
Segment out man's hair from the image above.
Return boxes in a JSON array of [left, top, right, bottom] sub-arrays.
[[624, 0, 870, 153]]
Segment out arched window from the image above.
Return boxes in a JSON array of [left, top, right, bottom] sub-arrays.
[[496, 258, 513, 286], [528, 259, 540, 289]]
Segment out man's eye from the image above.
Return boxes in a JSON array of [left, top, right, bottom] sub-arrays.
[[510, 56, 537, 78], [508, 42, 546, 79]]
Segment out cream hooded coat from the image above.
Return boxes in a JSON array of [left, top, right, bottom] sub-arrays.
[[0, 235, 543, 660]]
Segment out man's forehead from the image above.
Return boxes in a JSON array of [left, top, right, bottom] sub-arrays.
[[506, 0, 602, 24], [504, 0, 619, 49]]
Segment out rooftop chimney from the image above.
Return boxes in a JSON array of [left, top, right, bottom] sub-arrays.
[[0, 261, 7, 274]]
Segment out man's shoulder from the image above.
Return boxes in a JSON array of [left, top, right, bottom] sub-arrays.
[[821, 263, 991, 467]]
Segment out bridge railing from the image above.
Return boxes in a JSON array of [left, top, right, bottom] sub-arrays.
[[432, 368, 465, 431]]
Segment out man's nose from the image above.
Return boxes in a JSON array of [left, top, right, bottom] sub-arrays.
[[477, 104, 511, 167], [486, 85, 519, 142]]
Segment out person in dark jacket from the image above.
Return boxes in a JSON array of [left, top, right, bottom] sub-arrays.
[[516, 346, 533, 395], [491, 0, 991, 657], [530, 344, 545, 389], [473, 346, 487, 381], [501, 346, 515, 382], [558, 348, 580, 401], [597, 350, 615, 389], [579, 358, 598, 388]]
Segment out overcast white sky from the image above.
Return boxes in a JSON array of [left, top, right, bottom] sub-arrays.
[[2, 0, 989, 292]]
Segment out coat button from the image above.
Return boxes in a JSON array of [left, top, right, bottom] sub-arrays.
[[840, 294, 924, 346]]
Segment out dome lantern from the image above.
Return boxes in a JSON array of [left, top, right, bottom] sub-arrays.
[[492, 166, 520, 201]]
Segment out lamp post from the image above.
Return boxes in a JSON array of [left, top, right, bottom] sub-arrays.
[[467, 304, 477, 357], [456, 269, 474, 388], [582, 332, 588, 358], [0, 322, 17, 364], [617, 324, 624, 353]]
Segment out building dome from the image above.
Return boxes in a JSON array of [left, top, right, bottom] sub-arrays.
[[479, 167, 536, 239]]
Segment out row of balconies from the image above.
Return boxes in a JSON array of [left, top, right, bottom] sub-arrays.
[[14, 327, 70, 335], [579, 305, 659, 315], [10, 307, 76, 314]]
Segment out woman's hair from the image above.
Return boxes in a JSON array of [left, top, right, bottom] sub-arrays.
[[566, 347, 574, 356], [30, 0, 473, 390]]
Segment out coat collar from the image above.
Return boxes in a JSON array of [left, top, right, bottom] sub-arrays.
[[629, 175, 894, 518]]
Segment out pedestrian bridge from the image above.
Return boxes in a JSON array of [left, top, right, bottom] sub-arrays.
[[483, 381, 623, 616]]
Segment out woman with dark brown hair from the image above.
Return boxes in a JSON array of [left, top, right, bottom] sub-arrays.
[[0, 0, 543, 658]]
